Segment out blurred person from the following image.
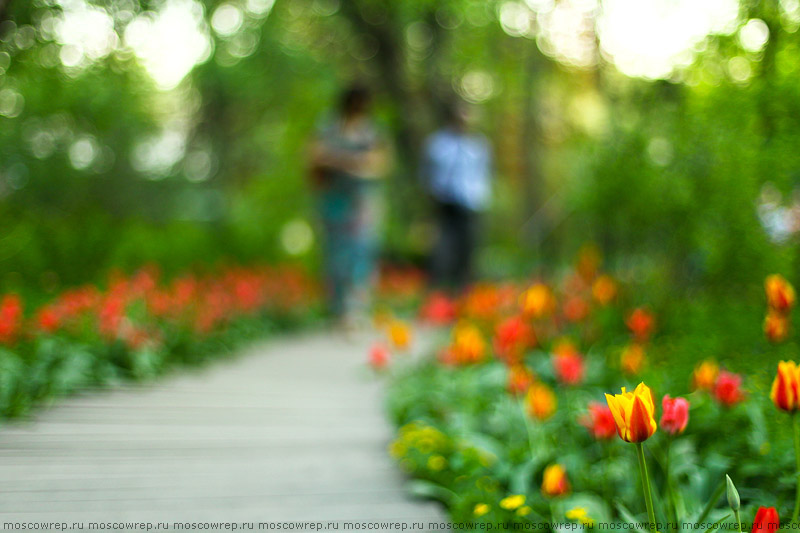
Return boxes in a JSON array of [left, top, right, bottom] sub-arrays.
[[308, 84, 390, 325], [421, 101, 492, 290]]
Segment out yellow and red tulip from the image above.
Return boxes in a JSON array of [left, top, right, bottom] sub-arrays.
[[520, 283, 555, 319], [765, 274, 795, 313], [605, 382, 657, 443], [764, 311, 790, 343], [541, 464, 570, 497], [771, 360, 799, 412]]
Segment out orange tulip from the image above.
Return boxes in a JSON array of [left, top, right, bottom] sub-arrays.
[[765, 274, 795, 313], [605, 383, 657, 443], [771, 360, 799, 412], [526, 382, 557, 420], [541, 464, 570, 497]]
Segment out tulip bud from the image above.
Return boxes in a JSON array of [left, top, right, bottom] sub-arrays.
[[725, 475, 740, 512]]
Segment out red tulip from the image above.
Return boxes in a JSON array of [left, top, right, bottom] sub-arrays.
[[493, 315, 535, 365], [626, 308, 655, 341], [552, 351, 585, 386], [0, 294, 24, 345], [419, 292, 457, 325], [368, 343, 390, 370], [713, 370, 746, 407], [660, 395, 689, 435], [751, 506, 779, 533], [579, 402, 617, 440]]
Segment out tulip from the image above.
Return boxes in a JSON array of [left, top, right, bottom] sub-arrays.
[[751, 507, 779, 533], [368, 343, 389, 370], [660, 395, 690, 435], [771, 360, 799, 412], [526, 382, 557, 420], [450, 322, 486, 364], [576, 244, 601, 281], [493, 315, 535, 365], [766, 274, 795, 313], [606, 383, 658, 532], [520, 283, 555, 319], [541, 464, 570, 497], [387, 320, 412, 351], [562, 296, 590, 323], [605, 383, 657, 443], [592, 275, 617, 305], [626, 308, 655, 342], [419, 292, 457, 325], [0, 294, 23, 345], [579, 402, 617, 440], [621, 344, 646, 375], [553, 351, 586, 386], [764, 311, 790, 343], [713, 370, 746, 408], [770, 361, 800, 524], [726, 475, 743, 533], [507, 365, 534, 396], [692, 360, 719, 391]]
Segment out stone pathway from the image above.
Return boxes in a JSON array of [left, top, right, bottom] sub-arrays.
[[0, 332, 445, 531]]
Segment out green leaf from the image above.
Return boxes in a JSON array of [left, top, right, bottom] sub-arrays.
[[615, 501, 649, 533], [406, 479, 456, 504]]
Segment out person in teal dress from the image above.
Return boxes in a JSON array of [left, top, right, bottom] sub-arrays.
[[308, 85, 389, 323]]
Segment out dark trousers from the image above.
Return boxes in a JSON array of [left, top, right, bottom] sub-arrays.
[[431, 202, 478, 290]]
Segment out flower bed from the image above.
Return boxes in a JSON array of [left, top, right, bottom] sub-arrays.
[[378, 256, 798, 531], [0, 264, 319, 418]]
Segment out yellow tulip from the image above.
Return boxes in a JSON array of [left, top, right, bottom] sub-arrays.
[[605, 382, 657, 443]]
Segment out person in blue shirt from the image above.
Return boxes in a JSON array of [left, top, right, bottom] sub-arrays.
[[421, 101, 492, 290]]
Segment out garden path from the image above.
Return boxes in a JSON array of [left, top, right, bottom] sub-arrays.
[[0, 331, 445, 530]]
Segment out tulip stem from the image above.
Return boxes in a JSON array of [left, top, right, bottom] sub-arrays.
[[665, 438, 679, 531], [792, 412, 800, 524], [733, 509, 742, 533], [635, 442, 657, 533]]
